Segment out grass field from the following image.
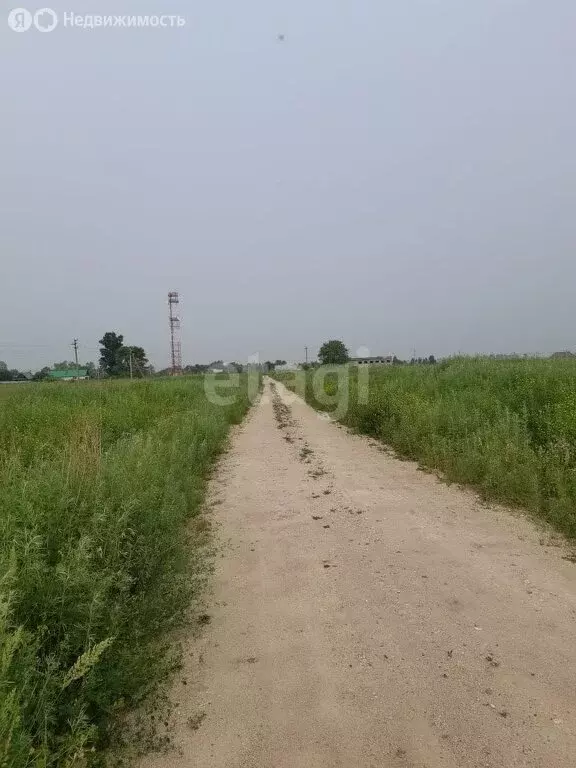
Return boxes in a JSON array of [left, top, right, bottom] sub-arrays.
[[275, 358, 576, 538], [0, 384, 25, 400], [0, 377, 251, 767]]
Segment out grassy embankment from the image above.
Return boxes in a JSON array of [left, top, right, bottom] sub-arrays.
[[0, 376, 251, 766], [275, 358, 576, 538]]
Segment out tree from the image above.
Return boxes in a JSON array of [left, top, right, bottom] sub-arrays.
[[318, 340, 349, 365], [428, 355, 437, 365], [117, 346, 149, 377], [53, 361, 77, 370], [0, 361, 11, 382], [99, 332, 124, 376], [274, 360, 287, 367], [33, 366, 51, 381]]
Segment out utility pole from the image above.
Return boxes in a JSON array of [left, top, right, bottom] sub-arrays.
[[72, 338, 79, 381], [128, 348, 133, 380], [305, 346, 309, 365]]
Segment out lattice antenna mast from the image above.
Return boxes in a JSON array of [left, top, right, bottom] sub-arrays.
[[168, 291, 182, 375]]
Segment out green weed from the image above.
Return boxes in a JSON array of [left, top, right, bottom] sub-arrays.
[[0, 376, 251, 766], [276, 358, 576, 537]]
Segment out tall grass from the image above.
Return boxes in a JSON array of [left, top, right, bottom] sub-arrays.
[[0, 377, 251, 766], [277, 358, 576, 537]]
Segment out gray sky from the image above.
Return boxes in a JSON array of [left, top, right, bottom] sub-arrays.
[[1, 0, 575, 369]]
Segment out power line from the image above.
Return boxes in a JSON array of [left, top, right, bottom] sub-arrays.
[[0, 342, 71, 348]]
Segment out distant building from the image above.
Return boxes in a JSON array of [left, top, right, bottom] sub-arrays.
[[349, 356, 394, 366], [49, 369, 88, 381]]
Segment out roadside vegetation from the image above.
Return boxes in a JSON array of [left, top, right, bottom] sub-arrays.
[[275, 357, 576, 538], [0, 376, 251, 767]]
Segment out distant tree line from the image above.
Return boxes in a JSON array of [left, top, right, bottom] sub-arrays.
[[0, 360, 98, 382], [408, 356, 437, 365], [158, 362, 246, 376], [5, 336, 575, 384], [263, 360, 287, 372], [315, 340, 437, 367], [0, 361, 30, 382]]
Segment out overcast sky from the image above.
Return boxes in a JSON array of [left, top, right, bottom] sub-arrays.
[[1, 0, 575, 369]]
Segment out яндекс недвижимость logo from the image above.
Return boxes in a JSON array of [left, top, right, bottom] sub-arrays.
[[8, 7, 58, 32], [7, 8, 186, 31]]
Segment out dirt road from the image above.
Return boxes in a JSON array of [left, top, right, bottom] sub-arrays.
[[140, 378, 576, 768]]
